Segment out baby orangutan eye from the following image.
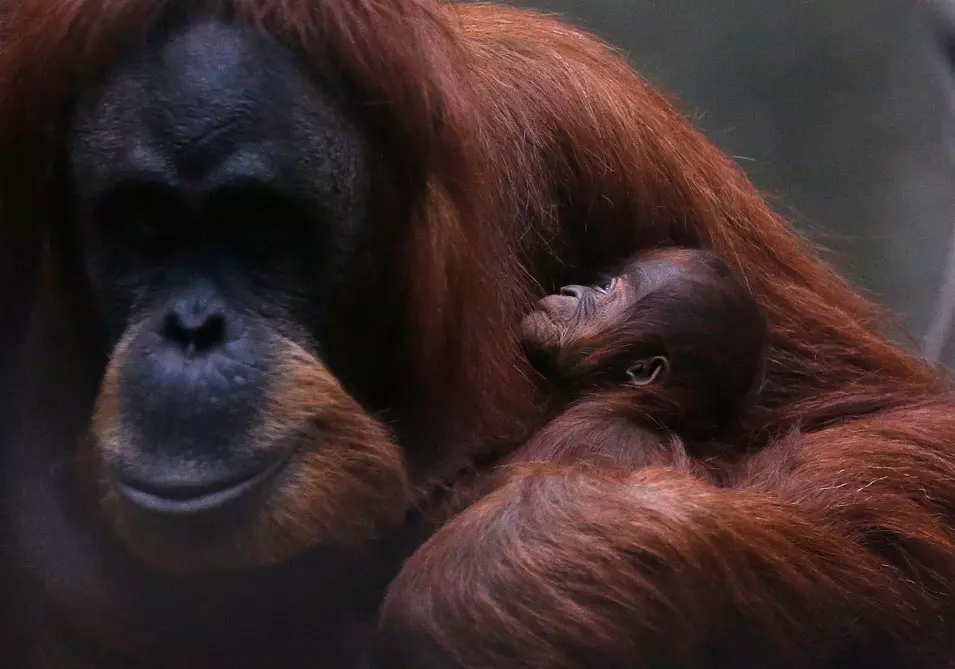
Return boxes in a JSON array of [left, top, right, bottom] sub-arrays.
[[626, 355, 669, 386], [594, 276, 617, 294]]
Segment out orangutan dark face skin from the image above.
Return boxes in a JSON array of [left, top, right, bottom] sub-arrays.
[[66, 18, 409, 572]]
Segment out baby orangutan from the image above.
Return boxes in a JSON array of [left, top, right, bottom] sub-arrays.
[[512, 247, 769, 472]]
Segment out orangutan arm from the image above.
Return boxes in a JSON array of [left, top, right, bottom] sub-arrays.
[[373, 402, 955, 669], [501, 398, 698, 471]]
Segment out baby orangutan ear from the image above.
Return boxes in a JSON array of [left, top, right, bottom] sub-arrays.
[[626, 355, 669, 386]]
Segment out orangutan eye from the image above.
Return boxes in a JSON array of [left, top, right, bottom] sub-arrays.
[[594, 276, 617, 294], [626, 356, 669, 386]]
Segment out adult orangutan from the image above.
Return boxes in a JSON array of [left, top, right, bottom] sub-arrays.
[[1, 1, 955, 668]]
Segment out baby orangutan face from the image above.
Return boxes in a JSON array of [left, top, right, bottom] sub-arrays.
[[521, 274, 637, 350], [520, 253, 682, 386]]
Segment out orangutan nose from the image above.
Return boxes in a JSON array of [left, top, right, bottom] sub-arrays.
[[161, 292, 229, 357], [559, 285, 585, 299]]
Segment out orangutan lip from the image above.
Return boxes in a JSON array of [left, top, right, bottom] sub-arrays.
[[113, 457, 288, 516], [535, 294, 577, 322], [528, 308, 557, 327]]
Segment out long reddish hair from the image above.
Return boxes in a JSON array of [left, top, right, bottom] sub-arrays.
[[0, 0, 946, 467]]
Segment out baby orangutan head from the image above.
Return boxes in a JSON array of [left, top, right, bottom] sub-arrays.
[[521, 248, 768, 436]]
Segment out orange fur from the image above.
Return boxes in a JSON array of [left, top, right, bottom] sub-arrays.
[[1, 0, 954, 667], [378, 463, 932, 669]]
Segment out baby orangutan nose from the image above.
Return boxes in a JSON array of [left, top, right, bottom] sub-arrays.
[[559, 285, 585, 299]]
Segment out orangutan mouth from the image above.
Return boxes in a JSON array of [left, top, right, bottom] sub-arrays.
[[111, 456, 289, 516]]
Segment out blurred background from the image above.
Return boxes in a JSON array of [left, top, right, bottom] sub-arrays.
[[514, 0, 955, 367]]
